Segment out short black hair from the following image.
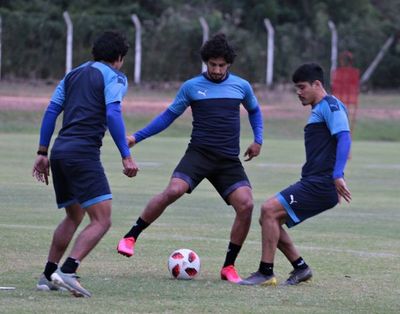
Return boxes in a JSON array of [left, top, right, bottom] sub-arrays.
[[292, 63, 325, 85], [200, 33, 236, 64], [92, 31, 129, 63]]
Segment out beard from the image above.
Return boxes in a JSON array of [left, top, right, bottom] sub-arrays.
[[207, 71, 225, 82]]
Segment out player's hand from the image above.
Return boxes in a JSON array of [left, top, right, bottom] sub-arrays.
[[334, 177, 351, 204], [32, 155, 50, 185], [122, 156, 139, 177], [244, 142, 261, 161], [126, 135, 136, 148]]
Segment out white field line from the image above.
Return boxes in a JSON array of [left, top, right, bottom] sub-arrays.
[[130, 162, 400, 170], [256, 163, 400, 169], [0, 224, 54, 230], [0, 287, 16, 290], [143, 233, 400, 258], [137, 161, 162, 167], [361, 163, 400, 170], [257, 163, 301, 168], [1, 223, 398, 258]]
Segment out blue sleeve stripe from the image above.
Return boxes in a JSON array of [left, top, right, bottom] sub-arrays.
[[134, 109, 179, 143], [50, 80, 66, 105], [333, 131, 351, 179], [39, 101, 63, 147], [106, 101, 130, 158], [248, 106, 263, 144], [168, 83, 189, 115]]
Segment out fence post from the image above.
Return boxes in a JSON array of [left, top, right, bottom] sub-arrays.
[[264, 18, 274, 88], [361, 35, 395, 85], [63, 11, 73, 74], [328, 20, 338, 84], [131, 14, 142, 84], [199, 17, 209, 73], [0, 16, 2, 80]]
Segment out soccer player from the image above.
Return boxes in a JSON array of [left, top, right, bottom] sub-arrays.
[[240, 63, 352, 286], [117, 33, 263, 283], [32, 31, 138, 297]]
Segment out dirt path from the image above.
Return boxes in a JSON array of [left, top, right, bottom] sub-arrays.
[[1, 94, 400, 120]]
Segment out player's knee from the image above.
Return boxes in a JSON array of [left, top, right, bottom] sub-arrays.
[[235, 198, 253, 219], [99, 217, 112, 232], [260, 201, 276, 221], [66, 206, 85, 225], [106, 217, 112, 229], [65, 214, 84, 229], [164, 185, 185, 201]]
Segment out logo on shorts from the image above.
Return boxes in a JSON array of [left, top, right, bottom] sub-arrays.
[[289, 194, 298, 205]]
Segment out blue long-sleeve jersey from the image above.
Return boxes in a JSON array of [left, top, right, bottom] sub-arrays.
[[39, 61, 130, 159], [302, 95, 351, 180], [134, 72, 263, 156]]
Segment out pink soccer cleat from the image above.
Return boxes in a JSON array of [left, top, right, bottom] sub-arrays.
[[220, 265, 242, 284], [117, 237, 136, 257]]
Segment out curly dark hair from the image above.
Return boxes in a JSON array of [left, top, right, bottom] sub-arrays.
[[200, 33, 236, 64], [92, 31, 129, 63], [292, 63, 325, 86]]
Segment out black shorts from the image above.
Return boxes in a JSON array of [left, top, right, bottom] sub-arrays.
[[172, 145, 251, 204], [277, 177, 338, 228], [50, 158, 112, 209]]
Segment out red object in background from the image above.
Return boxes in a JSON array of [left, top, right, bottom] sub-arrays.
[[331, 51, 360, 143], [331, 51, 360, 159], [331, 51, 360, 106]]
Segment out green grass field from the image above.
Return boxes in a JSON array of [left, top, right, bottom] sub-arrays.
[[0, 132, 399, 313]]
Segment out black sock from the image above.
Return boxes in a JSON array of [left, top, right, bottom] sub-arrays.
[[259, 261, 274, 276], [60, 257, 80, 274], [124, 217, 150, 239], [291, 257, 308, 270], [44, 261, 58, 281], [223, 242, 242, 267]]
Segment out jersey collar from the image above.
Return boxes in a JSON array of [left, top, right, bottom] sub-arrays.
[[202, 72, 230, 84]]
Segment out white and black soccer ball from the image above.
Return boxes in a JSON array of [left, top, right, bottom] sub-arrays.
[[168, 248, 201, 280]]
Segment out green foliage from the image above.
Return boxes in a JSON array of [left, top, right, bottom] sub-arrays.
[[0, 0, 399, 87]]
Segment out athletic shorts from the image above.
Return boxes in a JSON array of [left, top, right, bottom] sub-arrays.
[[50, 158, 112, 209], [277, 177, 338, 228], [172, 145, 251, 204]]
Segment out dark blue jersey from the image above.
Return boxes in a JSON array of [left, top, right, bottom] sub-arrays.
[[302, 95, 350, 179], [50, 61, 128, 159], [167, 72, 261, 156]]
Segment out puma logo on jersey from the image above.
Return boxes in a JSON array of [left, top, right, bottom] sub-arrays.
[[197, 90, 207, 96], [289, 194, 298, 205]]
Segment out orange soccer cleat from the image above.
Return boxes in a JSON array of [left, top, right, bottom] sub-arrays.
[[117, 237, 136, 257], [220, 265, 242, 284]]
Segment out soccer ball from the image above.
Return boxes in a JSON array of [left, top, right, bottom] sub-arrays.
[[168, 248, 201, 280]]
